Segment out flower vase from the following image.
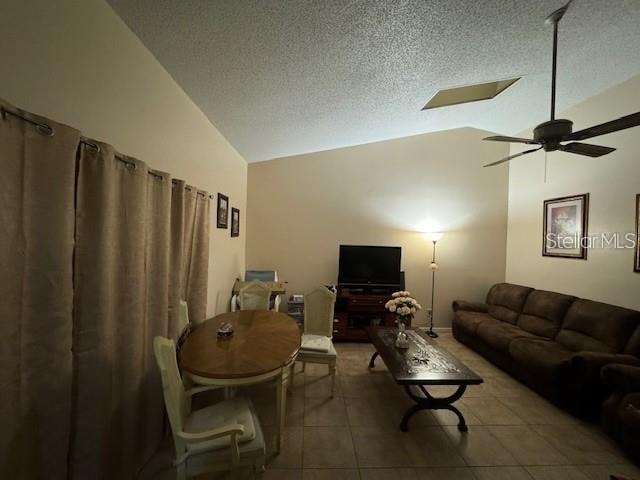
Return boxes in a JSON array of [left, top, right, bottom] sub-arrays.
[[395, 316, 410, 349]]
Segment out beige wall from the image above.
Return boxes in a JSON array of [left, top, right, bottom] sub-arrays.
[[0, 0, 247, 315], [247, 128, 510, 328], [506, 75, 640, 310]]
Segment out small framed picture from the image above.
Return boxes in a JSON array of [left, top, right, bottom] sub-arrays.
[[635, 194, 640, 273], [217, 193, 229, 229], [231, 208, 240, 237], [543, 193, 589, 259]]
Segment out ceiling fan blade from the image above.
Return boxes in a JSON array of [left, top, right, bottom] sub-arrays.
[[559, 142, 616, 157], [483, 135, 538, 144], [565, 112, 640, 141], [483, 147, 543, 167]]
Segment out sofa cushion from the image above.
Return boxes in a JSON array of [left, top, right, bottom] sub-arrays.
[[620, 393, 640, 430], [518, 290, 576, 339], [556, 299, 640, 353], [509, 338, 573, 382], [625, 326, 640, 356], [454, 311, 493, 336], [476, 321, 540, 353], [487, 305, 519, 325], [486, 283, 533, 324]]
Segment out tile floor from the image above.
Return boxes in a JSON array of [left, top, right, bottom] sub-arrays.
[[141, 331, 639, 480]]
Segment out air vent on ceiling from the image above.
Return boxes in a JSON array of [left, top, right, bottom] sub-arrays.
[[422, 77, 521, 110]]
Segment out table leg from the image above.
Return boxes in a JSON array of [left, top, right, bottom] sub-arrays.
[[275, 369, 287, 454], [368, 351, 379, 368], [400, 384, 468, 433]]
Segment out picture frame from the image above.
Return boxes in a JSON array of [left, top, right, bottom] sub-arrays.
[[231, 207, 240, 237], [542, 193, 589, 259], [217, 193, 229, 229], [635, 194, 640, 273]]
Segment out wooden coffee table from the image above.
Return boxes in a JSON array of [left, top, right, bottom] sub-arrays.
[[367, 327, 483, 432]]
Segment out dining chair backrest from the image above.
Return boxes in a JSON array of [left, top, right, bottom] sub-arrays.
[[153, 336, 188, 440], [176, 300, 190, 339], [304, 287, 337, 337], [245, 270, 278, 282], [239, 280, 272, 311]]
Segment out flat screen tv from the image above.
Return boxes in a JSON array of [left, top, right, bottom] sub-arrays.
[[338, 245, 401, 287]]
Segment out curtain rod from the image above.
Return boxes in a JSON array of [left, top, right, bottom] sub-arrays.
[[3, 106, 212, 198], [1, 107, 55, 136]]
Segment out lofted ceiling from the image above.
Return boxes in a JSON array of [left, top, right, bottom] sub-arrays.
[[107, 0, 640, 162]]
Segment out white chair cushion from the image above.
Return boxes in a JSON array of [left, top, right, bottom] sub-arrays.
[[299, 336, 336, 360], [300, 334, 332, 353], [185, 409, 266, 475], [185, 397, 256, 453]]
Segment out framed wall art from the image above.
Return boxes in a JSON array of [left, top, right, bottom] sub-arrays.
[[217, 193, 229, 229], [231, 207, 240, 237], [635, 194, 640, 272], [542, 193, 589, 259]]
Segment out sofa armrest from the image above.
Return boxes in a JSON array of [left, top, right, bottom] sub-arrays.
[[601, 364, 640, 393], [570, 352, 640, 380], [452, 300, 489, 313]]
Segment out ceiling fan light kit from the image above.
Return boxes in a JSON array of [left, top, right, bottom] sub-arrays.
[[481, 0, 640, 167]]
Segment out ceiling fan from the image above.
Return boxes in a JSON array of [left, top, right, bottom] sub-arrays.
[[483, 0, 640, 167]]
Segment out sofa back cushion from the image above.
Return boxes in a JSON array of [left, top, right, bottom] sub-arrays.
[[555, 299, 640, 353], [486, 283, 533, 324], [626, 326, 640, 356], [517, 290, 576, 338]]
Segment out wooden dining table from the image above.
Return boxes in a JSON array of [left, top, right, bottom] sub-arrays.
[[180, 310, 301, 452]]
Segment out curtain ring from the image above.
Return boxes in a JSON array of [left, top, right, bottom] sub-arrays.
[[36, 123, 55, 137], [80, 139, 101, 153]]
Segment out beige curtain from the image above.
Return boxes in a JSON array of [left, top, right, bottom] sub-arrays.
[[184, 188, 210, 324], [168, 181, 210, 330], [69, 143, 171, 479], [168, 180, 188, 340], [0, 101, 80, 479], [1, 100, 212, 479]]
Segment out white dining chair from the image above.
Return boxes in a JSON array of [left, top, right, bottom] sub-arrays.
[[176, 300, 191, 347], [293, 287, 338, 396], [231, 270, 282, 312], [153, 336, 266, 479], [245, 270, 282, 311], [238, 280, 272, 311]]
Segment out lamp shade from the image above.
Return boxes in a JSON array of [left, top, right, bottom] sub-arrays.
[[426, 232, 444, 242]]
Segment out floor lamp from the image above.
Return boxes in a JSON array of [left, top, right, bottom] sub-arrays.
[[426, 232, 443, 338]]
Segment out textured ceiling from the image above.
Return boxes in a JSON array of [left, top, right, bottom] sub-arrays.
[[107, 0, 640, 162]]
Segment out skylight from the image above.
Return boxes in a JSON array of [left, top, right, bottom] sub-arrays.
[[422, 78, 521, 110]]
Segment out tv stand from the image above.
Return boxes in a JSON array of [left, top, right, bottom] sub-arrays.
[[333, 285, 410, 342], [342, 287, 392, 295]]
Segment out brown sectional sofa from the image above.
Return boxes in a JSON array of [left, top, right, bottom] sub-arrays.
[[601, 364, 640, 463], [452, 283, 640, 418]]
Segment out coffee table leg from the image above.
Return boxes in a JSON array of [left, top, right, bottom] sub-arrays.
[[400, 404, 422, 431], [368, 351, 379, 368], [445, 404, 468, 432], [400, 384, 468, 432]]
